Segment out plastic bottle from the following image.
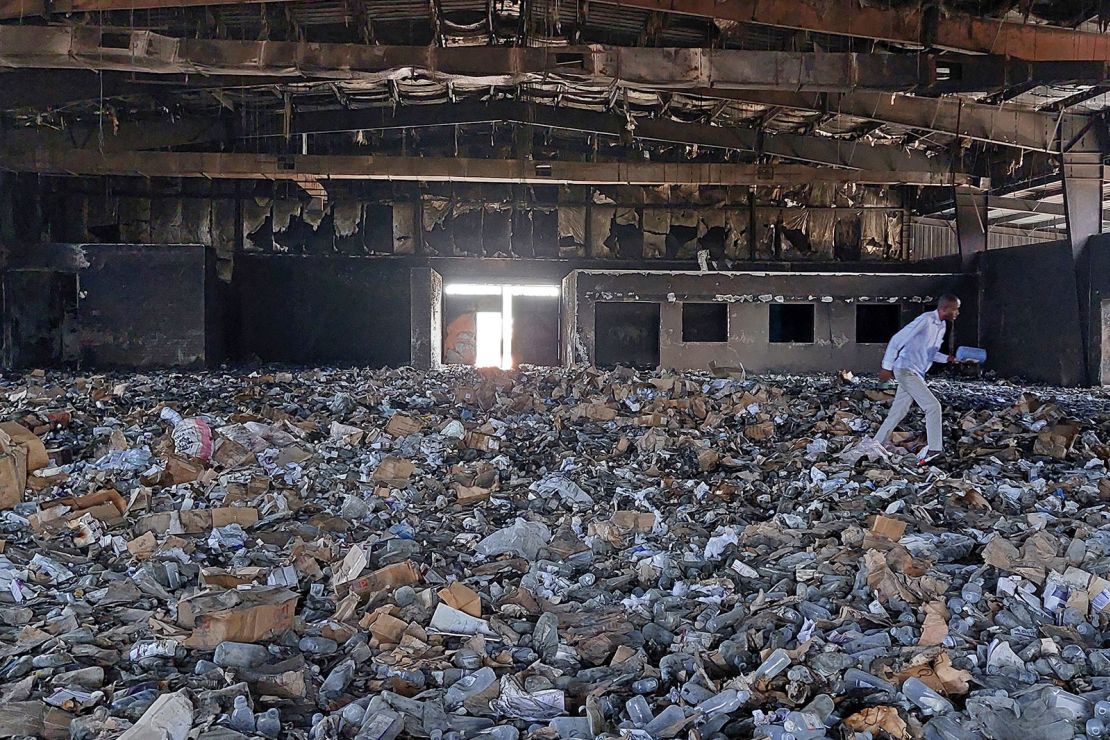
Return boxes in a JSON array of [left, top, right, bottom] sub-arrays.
[[229, 696, 255, 733], [903, 678, 954, 715], [214, 641, 271, 669], [626, 695, 654, 726], [961, 581, 983, 605], [299, 636, 339, 656], [695, 689, 749, 717], [842, 668, 896, 694], [801, 694, 835, 724], [256, 708, 281, 738], [320, 659, 356, 698], [706, 606, 746, 633], [644, 705, 686, 736], [633, 678, 660, 694], [783, 711, 826, 740], [1088, 718, 1106, 738], [752, 648, 791, 681]]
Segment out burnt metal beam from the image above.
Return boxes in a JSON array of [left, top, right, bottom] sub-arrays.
[[0, 149, 973, 185], [0, 0, 290, 17], [987, 196, 1067, 217], [288, 101, 954, 174], [0, 26, 1106, 97], [600, 0, 1110, 61], [1041, 83, 1110, 112], [0, 69, 302, 111], [697, 89, 1083, 152], [0, 117, 228, 153], [0, 27, 954, 93]]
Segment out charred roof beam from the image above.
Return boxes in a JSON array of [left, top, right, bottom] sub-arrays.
[[287, 100, 954, 174]]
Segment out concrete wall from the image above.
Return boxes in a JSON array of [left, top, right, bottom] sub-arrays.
[[410, 268, 442, 370], [77, 244, 207, 367], [566, 270, 976, 373], [1079, 234, 1110, 385], [979, 241, 1086, 386], [1, 270, 76, 368], [231, 255, 411, 366]]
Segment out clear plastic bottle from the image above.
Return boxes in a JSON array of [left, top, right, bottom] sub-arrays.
[[320, 659, 356, 698], [632, 678, 660, 694], [903, 678, 954, 715], [782, 711, 825, 739], [626, 695, 654, 726], [229, 695, 255, 733], [842, 668, 896, 694], [752, 648, 791, 681], [961, 581, 983, 605], [1095, 700, 1110, 719], [214, 641, 271, 669], [256, 708, 281, 738], [1088, 717, 1106, 738], [696, 689, 749, 717], [299, 636, 339, 655], [706, 606, 746, 633]]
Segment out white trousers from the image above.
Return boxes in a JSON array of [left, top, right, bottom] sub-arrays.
[[875, 368, 943, 452]]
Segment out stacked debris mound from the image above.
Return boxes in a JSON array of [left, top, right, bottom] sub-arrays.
[[0, 366, 1108, 739]]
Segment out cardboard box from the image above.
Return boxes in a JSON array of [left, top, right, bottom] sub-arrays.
[[373, 457, 415, 482], [385, 414, 422, 437], [0, 423, 47, 472], [363, 610, 408, 643], [454, 484, 490, 505], [0, 431, 28, 510], [179, 586, 299, 649], [133, 507, 259, 536], [463, 432, 500, 452], [610, 511, 656, 533], [349, 560, 422, 597], [438, 581, 481, 617]]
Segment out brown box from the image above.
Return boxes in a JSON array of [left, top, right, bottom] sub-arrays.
[[179, 586, 299, 649]]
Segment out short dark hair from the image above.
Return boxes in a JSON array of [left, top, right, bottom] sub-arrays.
[[938, 293, 960, 306]]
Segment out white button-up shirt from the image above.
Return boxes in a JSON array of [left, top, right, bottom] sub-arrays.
[[881, 310, 949, 377]]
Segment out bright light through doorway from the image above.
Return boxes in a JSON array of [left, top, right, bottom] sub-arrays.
[[474, 312, 503, 368], [443, 283, 560, 369]]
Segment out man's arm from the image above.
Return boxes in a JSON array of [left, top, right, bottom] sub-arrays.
[[881, 315, 925, 371]]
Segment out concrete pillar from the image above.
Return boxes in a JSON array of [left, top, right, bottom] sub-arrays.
[[409, 267, 442, 370], [1061, 116, 1107, 384], [954, 183, 988, 271]]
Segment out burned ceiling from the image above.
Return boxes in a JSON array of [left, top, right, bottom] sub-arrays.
[[0, 0, 1105, 237]]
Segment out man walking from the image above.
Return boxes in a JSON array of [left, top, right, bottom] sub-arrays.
[[874, 294, 965, 466]]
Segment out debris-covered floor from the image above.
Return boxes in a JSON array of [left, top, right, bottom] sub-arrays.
[[1, 366, 1109, 740]]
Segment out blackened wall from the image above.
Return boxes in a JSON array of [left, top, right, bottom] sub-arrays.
[[232, 256, 411, 366], [979, 240, 1085, 386], [78, 244, 206, 367], [1081, 234, 1110, 385], [1, 270, 76, 368]]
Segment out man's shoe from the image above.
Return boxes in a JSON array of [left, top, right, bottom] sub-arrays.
[[917, 450, 945, 467]]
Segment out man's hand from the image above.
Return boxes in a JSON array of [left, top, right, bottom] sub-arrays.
[[878, 369, 894, 382], [946, 354, 957, 364]]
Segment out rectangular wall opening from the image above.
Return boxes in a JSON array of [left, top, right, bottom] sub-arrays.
[[594, 302, 660, 369], [769, 303, 814, 344], [443, 283, 560, 368], [855, 304, 902, 344], [682, 302, 728, 342]]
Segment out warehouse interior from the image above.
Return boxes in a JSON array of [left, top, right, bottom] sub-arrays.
[[0, 0, 1107, 385]]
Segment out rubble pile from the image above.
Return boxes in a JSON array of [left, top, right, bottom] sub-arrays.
[[0, 365, 1109, 740]]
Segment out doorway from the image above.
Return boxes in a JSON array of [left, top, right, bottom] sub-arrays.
[[442, 283, 560, 368]]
